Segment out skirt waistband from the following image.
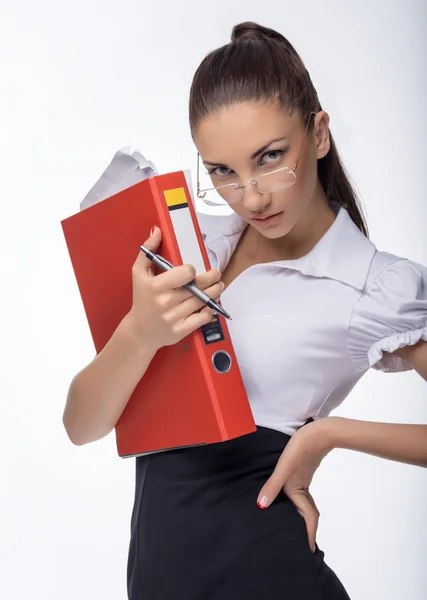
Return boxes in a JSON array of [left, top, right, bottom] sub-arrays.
[[135, 426, 293, 480]]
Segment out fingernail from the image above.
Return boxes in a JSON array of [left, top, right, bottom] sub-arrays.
[[150, 225, 158, 236], [312, 545, 316, 554], [220, 281, 225, 292], [257, 495, 269, 510]]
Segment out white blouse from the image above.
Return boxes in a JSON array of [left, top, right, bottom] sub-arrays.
[[197, 204, 427, 435]]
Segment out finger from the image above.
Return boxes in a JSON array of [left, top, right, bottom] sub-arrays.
[[257, 470, 288, 510], [154, 263, 197, 292], [134, 226, 163, 276], [165, 268, 223, 304], [257, 450, 295, 509], [305, 491, 320, 517], [289, 491, 319, 553], [193, 269, 222, 289], [157, 266, 222, 296], [173, 304, 214, 337], [170, 285, 223, 320]]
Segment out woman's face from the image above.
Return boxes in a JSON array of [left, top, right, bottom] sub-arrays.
[[194, 102, 330, 240]]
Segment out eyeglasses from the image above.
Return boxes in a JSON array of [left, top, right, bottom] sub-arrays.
[[196, 111, 316, 207]]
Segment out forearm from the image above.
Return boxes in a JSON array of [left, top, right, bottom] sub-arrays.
[[328, 417, 427, 468], [63, 313, 158, 446]]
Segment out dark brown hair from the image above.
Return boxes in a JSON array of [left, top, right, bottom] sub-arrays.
[[189, 21, 368, 236]]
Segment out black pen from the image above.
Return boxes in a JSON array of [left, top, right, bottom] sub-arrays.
[[140, 245, 232, 320]]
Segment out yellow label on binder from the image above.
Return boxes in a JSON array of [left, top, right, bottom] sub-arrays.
[[164, 187, 188, 208]]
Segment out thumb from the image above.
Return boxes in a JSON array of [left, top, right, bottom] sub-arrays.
[[137, 225, 163, 274], [147, 225, 162, 250]]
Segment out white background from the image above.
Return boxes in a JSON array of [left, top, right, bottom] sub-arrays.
[[1, 1, 426, 599]]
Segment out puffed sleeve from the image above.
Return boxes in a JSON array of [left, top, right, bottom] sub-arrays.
[[348, 259, 427, 372]]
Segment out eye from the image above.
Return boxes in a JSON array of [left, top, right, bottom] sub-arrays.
[[260, 149, 285, 166], [207, 166, 234, 178]]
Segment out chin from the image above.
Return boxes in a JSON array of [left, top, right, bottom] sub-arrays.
[[262, 224, 295, 239]]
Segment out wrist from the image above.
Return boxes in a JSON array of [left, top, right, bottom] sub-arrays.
[[322, 416, 366, 452], [117, 311, 160, 357], [313, 416, 346, 452]]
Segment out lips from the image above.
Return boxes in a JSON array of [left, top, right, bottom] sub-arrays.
[[250, 211, 284, 228], [252, 212, 281, 221]]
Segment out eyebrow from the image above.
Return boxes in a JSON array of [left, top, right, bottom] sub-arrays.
[[203, 136, 288, 167]]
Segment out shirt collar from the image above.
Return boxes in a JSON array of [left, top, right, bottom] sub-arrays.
[[197, 203, 377, 291]]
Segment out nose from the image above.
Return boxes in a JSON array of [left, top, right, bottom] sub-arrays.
[[241, 181, 272, 213]]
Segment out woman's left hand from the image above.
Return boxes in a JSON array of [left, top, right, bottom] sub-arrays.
[[257, 417, 336, 553]]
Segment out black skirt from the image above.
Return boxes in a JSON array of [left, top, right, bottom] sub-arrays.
[[127, 426, 350, 600]]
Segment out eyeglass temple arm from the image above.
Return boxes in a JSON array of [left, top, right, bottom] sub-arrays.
[[196, 155, 219, 195], [292, 111, 317, 173], [196, 153, 201, 193]]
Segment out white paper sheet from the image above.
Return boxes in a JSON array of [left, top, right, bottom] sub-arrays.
[[80, 146, 158, 210]]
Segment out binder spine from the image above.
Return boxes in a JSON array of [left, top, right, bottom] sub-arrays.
[[155, 174, 229, 439], [163, 185, 206, 274], [195, 331, 227, 438]]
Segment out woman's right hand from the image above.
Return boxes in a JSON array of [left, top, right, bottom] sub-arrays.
[[125, 226, 224, 351]]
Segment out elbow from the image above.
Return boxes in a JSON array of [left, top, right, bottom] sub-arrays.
[[63, 379, 114, 446], [62, 413, 89, 446], [62, 412, 112, 447]]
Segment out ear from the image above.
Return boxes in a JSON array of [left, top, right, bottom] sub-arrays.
[[314, 111, 330, 160]]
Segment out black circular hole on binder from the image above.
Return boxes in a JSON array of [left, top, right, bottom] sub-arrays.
[[212, 350, 232, 374]]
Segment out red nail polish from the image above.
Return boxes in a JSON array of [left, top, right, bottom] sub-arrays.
[[258, 495, 268, 509], [150, 225, 158, 236]]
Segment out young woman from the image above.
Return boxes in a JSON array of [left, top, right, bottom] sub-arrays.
[[63, 22, 427, 600]]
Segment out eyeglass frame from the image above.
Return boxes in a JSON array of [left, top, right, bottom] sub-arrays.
[[196, 111, 317, 205]]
